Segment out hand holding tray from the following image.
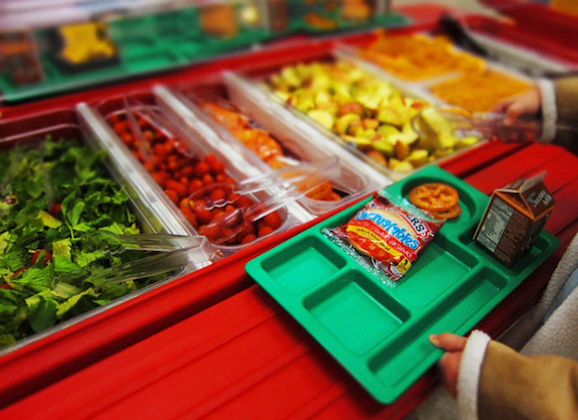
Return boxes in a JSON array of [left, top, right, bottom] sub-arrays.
[[246, 166, 559, 403]]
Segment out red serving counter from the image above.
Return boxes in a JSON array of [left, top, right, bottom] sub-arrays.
[[0, 5, 577, 418], [2, 141, 576, 419]]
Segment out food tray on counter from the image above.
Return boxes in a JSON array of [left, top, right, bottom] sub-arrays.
[[287, 0, 409, 35], [0, 6, 269, 104], [162, 75, 384, 216], [345, 33, 535, 113], [79, 89, 306, 254], [234, 48, 488, 181], [0, 108, 211, 356], [246, 165, 559, 403]]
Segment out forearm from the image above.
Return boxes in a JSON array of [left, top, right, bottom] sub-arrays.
[[458, 335, 578, 420], [538, 77, 578, 154], [555, 77, 578, 124]]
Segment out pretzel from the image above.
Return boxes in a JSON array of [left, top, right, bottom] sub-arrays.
[[430, 203, 462, 220], [409, 183, 460, 212]]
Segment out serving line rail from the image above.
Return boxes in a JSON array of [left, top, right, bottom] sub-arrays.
[[3, 141, 577, 418]]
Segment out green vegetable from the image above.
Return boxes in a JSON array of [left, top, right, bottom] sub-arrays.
[[0, 138, 160, 347]]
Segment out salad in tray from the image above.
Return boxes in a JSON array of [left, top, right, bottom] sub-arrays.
[[0, 138, 167, 349]]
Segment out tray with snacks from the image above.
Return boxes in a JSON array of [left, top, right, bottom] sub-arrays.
[[246, 165, 559, 403], [236, 49, 488, 181]]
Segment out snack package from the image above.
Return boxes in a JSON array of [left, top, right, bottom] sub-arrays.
[[325, 190, 444, 282]]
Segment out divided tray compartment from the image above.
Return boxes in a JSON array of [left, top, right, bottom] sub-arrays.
[[165, 74, 378, 216], [246, 165, 559, 403], [285, 0, 410, 35], [340, 34, 535, 114], [43, 26, 122, 75], [0, 108, 203, 355], [0, 5, 270, 104], [234, 48, 491, 182], [79, 89, 299, 255]]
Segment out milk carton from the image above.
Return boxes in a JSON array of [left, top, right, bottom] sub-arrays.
[[474, 173, 555, 267]]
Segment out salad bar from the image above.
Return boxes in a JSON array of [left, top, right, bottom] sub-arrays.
[[1, 2, 578, 418]]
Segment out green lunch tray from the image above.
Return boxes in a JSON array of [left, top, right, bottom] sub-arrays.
[[0, 10, 270, 104], [246, 165, 559, 404]]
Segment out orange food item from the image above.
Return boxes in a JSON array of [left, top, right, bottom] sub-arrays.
[[198, 98, 343, 202], [305, 13, 338, 30], [429, 204, 462, 220], [409, 183, 462, 220], [409, 183, 459, 212], [361, 33, 487, 82], [431, 70, 532, 112]]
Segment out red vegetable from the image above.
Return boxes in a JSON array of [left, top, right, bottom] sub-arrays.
[[31, 249, 52, 266], [49, 203, 62, 217], [107, 110, 283, 246]]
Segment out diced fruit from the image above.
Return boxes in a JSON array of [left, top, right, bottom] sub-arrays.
[[456, 136, 481, 149], [366, 150, 387, 165], [394, 140, 411, 160], [406, 149, 429, 167], [336, 113, 361, 135], [307, 110, 334, 130], [266, 60, 467, 173]]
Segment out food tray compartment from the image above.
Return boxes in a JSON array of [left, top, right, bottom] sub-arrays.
[[246, 166, 559, 403], [235, 49, 488, 182], [344, 33, 535, 113], [81, 90, 298, 254], [167, 75, 378, 216], [347, 33, 477, 84], [0, 109, 206, 355]]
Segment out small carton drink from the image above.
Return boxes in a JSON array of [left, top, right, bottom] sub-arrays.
[[474, 173, 555, 267]]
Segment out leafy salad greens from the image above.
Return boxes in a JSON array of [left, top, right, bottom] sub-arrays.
[[0, 138, 161, 349]]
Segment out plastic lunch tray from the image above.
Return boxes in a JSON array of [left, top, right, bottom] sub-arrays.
[[0, 8, 269, 104], [246, 165, 560, 403], [286, 0, 410, 36]]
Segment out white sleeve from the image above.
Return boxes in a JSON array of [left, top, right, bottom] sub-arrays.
[[457, 330, 491, 420], [537, 78, 557, 143]]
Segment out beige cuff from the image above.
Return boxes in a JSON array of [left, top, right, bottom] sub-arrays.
[[537, 78, 557, 143], [457, 330, 491, 420]]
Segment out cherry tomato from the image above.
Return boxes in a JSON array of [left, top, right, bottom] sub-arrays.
[[195, 161, 210, 177], [263, 212, 283, 230], [188, 179, 204, 195], [165, 189, 179, 204], [210, 188, 226, 202], [241, 234, 257, 244], [166, 180, 187, 199], [258, 226, 274, 237]]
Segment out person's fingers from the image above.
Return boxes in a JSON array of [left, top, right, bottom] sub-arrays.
[[430, 333, 467, 352], [504, 101, 527, 125], [439, 352, 464, 398], [492, 98, 515, 113]]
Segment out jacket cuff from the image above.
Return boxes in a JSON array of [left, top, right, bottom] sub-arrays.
[[537, 78, 557, 143], [457, 330, 491, 420]]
